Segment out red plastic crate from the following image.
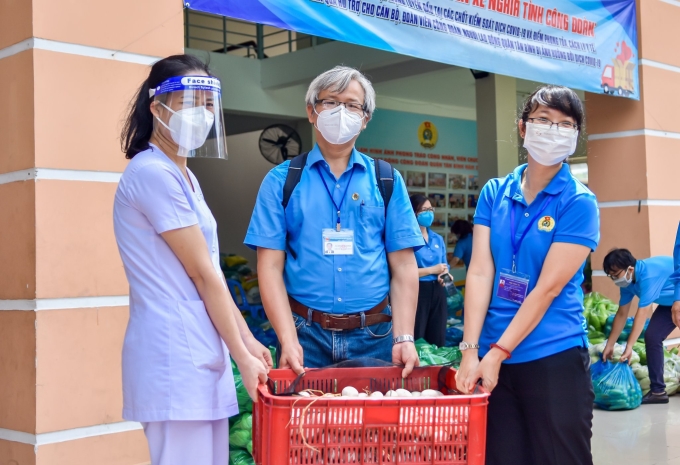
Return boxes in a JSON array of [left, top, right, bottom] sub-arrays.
[[253, 366, 489, 465]]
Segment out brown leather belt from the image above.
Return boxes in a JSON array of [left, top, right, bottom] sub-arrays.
[[288, 296, 391, 331]]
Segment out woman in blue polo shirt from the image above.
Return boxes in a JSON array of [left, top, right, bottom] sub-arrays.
[[455, 85, 599, 465], [410, 194, 450, 346], [450, 219, 473, 269]]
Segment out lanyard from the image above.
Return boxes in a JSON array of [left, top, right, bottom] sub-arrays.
[[509, 196, 554, 273], [316, 165, 355, 231]]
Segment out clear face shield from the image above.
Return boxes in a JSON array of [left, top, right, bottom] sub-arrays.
[[150, 75, 227, 159]]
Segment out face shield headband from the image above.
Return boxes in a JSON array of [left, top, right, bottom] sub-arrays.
[[150, 75, 228, 159]]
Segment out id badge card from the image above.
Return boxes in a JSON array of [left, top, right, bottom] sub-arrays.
[[497, 269, 530, 305], [322, 229, 355, 255]]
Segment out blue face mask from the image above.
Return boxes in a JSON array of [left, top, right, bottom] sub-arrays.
[[417, 211, 434, 227]]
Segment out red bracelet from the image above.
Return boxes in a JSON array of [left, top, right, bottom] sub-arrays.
[[490, 343, 512, 360]]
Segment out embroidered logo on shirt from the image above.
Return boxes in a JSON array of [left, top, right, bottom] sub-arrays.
[[538, 216, 556, 232]]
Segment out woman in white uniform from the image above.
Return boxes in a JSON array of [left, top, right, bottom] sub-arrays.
[[115, 54, 271, 464]]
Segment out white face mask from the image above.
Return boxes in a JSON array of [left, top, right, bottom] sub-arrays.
[[157, 102, 215, 155], [523, 121, 578, 166], [613, 267, 633, 288], [315, 107, 363, 145]]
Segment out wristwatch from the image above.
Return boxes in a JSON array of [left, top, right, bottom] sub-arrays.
[[393, 335, 415, 344], [459, 341, 480, 351]]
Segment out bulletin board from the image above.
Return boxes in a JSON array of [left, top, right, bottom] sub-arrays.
[[356, 109, 479, 257]]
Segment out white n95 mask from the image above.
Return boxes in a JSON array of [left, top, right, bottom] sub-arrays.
[[523, 122, 578, 166], [315, 107, 363, 145], [157, 102, 215, 155]]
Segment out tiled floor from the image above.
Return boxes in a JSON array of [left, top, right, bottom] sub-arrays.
[[592, 397, 680, 464]]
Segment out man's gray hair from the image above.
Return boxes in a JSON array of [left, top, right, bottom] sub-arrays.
[[305, 66, 376, 117]]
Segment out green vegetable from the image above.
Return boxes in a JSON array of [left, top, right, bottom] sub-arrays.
[[230, 429, 252, 450], [587, 324, 606, 343], [631, 364, 648, 381], [583, 293, 620, 334], [233, 374, 252, 413], [233, 413, 252, 432], [632, 342, 647, 365], [588, 342, 639, 365], [229, 413, 254, 461], [597, 303, 609, 327], [230, 449, 255, 465]]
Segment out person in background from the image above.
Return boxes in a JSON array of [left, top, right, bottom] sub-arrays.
[[450, 219, 473, 269], [115, 55, 270, 465], [672, 223, 680, 363], [603, 248, 678, 404], [246, 66, 424, 377], [410, 194, 451, 346], [456, 85, 599, 465]]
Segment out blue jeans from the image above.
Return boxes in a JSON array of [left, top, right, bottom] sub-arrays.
[[281, 307, 393, 368]]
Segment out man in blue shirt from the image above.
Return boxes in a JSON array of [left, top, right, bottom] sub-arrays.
[[450, 219, 473, 269], [603, 248, 677, 404], [673, 223, 680, 329], [245, 66, 424, 377]]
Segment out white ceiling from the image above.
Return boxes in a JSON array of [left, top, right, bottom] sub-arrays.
[[371, 64, 568, 120]]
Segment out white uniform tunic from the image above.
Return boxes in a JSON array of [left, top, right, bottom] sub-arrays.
[[113, 145, 237, 422]]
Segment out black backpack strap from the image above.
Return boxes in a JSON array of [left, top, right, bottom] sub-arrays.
[[282, 152, 309, 209], [281, 152, 309, 261], [374, 159, 394, 216]]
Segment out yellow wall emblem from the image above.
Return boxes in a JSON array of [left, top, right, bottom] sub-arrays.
[[538, 216, 556, 232], [418, 121, 438, 149]]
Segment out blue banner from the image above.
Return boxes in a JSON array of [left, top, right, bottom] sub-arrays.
[[188, 0, 638, 99]]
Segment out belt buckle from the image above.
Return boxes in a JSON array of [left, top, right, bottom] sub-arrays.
[[322, 313, 346, 331]]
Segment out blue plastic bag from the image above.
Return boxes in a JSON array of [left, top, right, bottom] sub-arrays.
[[591, 361, 642, 411], [445, 326, 464, 347], [446, 287, 464, 317]]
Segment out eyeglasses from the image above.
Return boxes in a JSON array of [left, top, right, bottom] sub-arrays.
[[606, 268, 627, 280], [418, 207, 435, 214], [315, 99, 366, 116], [527, 117, 578, 133]]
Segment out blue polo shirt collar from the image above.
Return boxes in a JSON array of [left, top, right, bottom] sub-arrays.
[[307, 144, 368, 173], [504, 163, 571, 203]]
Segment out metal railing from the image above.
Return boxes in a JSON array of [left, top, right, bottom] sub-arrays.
[[184, 10, 330, 59]]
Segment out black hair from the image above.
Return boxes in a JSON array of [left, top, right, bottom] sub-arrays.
[[519, 85, 585, 131], [121, 54, 212, 159], [603, 248, 637, 276], [409, 194, 429, 214], [450, 219, 473, 239]]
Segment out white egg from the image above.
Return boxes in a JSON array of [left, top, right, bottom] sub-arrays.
[[341, 386, 359, 397], [358, 393, 368, 398], [411, 391, 422, 397], [370, 391, 384, 398], [297, 391, 311, 397], [395, 389, 412, 397], [385, 390, 396, 397], [421, 389, 443, 397]]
